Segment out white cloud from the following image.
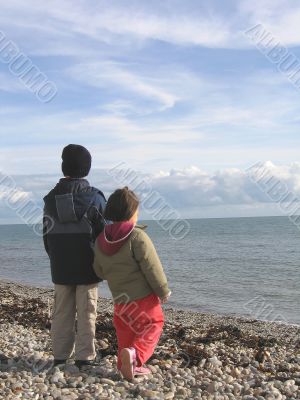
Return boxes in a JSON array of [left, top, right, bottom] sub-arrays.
[[85, 7, 232, 48], [68, 62, 178, 111], [0, 185, 31, 204], [95, 161, 300, 214], [240, 0, 300, 46], [1, 161, 300, 223], [0, 0, 233, 50], [1, 1, 300, 189], [0, 72, 25, 93], [1, 0, 300, 55]]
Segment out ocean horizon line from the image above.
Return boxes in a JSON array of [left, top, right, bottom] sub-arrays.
[[0, 213, 297, 227]]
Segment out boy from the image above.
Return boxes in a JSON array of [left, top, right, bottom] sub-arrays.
[[43, 144, 106, 368]]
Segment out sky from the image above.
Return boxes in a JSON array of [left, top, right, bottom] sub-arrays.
[[1, 0, 300, 222]]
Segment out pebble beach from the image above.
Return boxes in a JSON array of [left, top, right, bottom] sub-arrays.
[[0, 280, 299, 400]]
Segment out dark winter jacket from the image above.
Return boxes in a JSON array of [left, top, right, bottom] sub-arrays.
[[43, 178, 106, 285]]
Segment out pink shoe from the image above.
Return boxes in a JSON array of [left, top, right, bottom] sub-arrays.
[[134, 366, 151, 375], [120, 347, 136, 381]]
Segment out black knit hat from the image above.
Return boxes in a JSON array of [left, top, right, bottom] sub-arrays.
[[61, 144, 92, 178]]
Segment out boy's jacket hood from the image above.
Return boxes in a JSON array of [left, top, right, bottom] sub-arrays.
[[43, 178, 104, 222]]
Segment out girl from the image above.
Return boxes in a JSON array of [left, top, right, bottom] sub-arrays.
[[93, 187, 171, 380]]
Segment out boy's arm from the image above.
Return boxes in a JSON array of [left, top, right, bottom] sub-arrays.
[[131, 230, 170, 299], [93, 243, 105, 279], [43, 206, 50, 254], [89, 191, 107, 238]]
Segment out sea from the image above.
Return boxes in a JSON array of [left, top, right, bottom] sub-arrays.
[[0, 216, 299, 325]]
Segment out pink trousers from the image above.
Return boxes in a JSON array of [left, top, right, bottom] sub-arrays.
[[113, 293, 164, 369]]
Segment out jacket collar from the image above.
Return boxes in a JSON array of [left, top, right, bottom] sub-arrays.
[[53, 178, 90, 193], [59, 177, 89, 185]]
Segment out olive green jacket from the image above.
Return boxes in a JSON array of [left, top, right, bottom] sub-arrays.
[[93, 225, 170, 303]]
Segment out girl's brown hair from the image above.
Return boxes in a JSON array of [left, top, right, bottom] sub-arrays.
[[104, 187, 139, 222]]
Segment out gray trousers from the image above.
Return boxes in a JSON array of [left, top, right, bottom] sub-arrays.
[[51, 283, 98, 360]]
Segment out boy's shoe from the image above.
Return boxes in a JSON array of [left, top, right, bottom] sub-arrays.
[[75, 359, 97, 369], [53, 359, 66, 366], [120, 347, 136, 381], [134, 366, 151, 375]]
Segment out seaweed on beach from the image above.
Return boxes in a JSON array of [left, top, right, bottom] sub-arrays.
[[0, 288, 50, 329], [152, 322, 284, 368], [95, 318, 203, 366], [1, 286, 299, 372], [97, 319, 204, 366], [95, 314, 118, 357], [187, 323, 278, 350]]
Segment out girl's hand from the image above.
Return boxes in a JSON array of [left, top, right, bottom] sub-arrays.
[[161, 291, 171, 303]]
